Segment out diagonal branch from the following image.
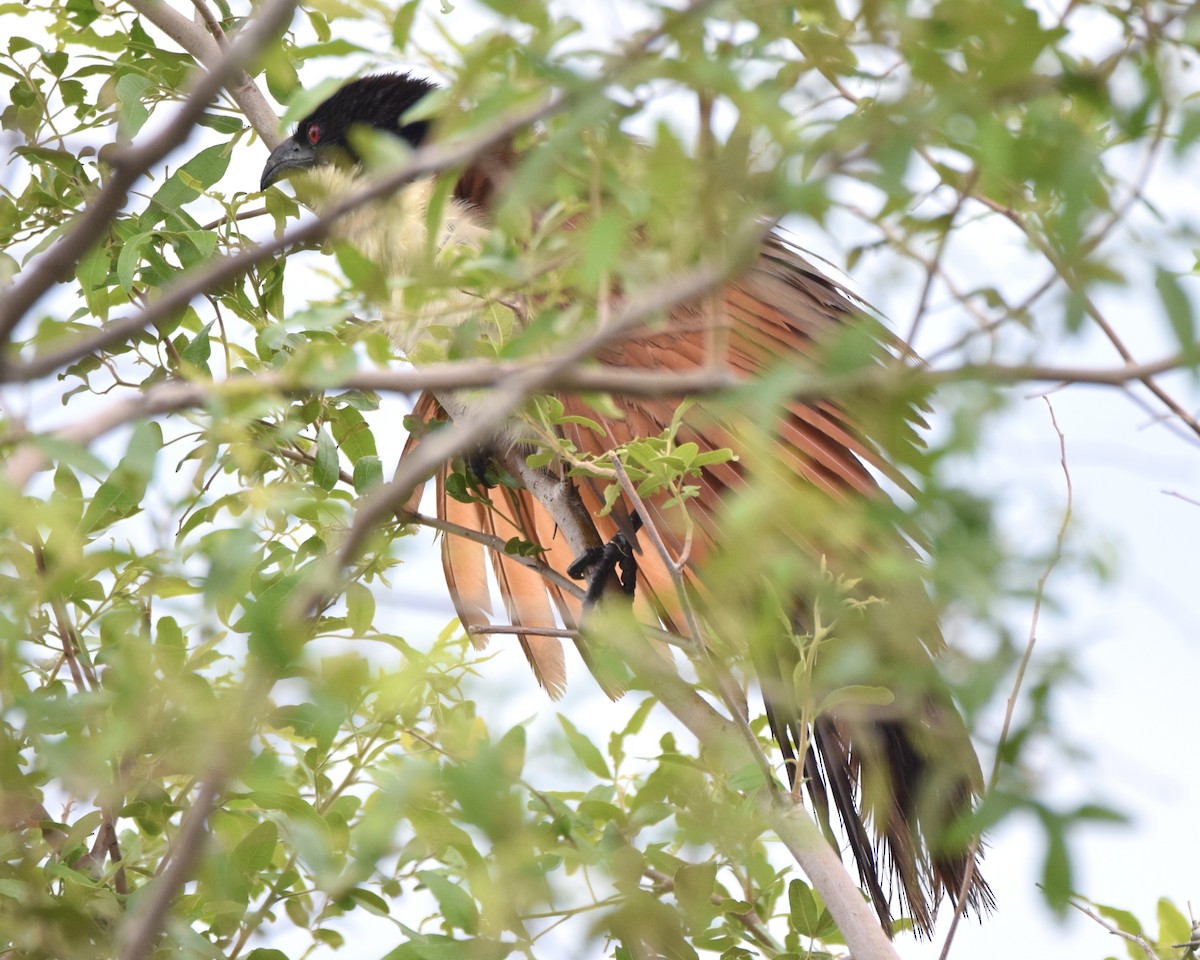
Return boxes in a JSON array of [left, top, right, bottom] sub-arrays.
[[3, 0, 721, 386]]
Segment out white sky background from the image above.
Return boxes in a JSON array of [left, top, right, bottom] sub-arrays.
[[8, 0, 1200, 957]]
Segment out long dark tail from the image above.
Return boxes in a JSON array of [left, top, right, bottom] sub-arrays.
[[754, 646, 995, 938]]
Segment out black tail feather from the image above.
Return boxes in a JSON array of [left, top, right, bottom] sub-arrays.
[[754, 645, 993, 939]]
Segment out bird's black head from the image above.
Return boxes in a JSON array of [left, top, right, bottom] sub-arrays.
[[260, 72, 437, 192]]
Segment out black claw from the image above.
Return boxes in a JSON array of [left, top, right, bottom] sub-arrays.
[[569, 514, 643, 607], [566, 546, 603, 582], [465, 445, 497, 489]]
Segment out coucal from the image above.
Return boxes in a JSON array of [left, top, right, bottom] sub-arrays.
[[260, 72, 994, 936]]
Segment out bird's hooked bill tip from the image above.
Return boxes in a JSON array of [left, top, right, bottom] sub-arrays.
[[260, 138, 316, 192]]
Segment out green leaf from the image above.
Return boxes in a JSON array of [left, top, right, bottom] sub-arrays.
[[345, 581, 375, 634], [179, 320, 213, 369], [352, 455, 383, 493], [149, 144, 232, 220], [557, 714, 611, 779], [814, 685, 895, 718], [76, 241, 111, 316], [116, 232, 153, 292], [180, 140, 233, 189], [79, 421, 163, 534], [416, 870, 479, 934], [580, 210, 625, 283], [346, 886, 390, 916], [495, 724, 526, 779], [788, 879, 821, 936], [674, 863, 717, 932], [1040, 819, 1071, 914], [1157, 898, 1190, 947], [114, 73, 150, 136], [1093, 901, 1144, 940], [1155, 267, 1196, 357], [384, 933, 513, 960], [726, 763, 765, 792], [331, 407, 377, 462], [233, 821, 279, 874], [333, 241, 387, 300], [392, 0, 419, 48], [313, 427, 339, 491]]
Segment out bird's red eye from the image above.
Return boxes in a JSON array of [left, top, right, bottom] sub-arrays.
[[307, 124, 320, 145]]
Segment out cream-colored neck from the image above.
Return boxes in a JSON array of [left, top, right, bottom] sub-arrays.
[[300, 168, 490, 356]]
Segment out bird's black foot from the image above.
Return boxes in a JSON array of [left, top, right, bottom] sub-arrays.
[[466, 445, 498, 489], [568, 514, 643, 607]]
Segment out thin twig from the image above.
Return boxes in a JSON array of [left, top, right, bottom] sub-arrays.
[[188, 0, 226, 47], [1163, 489, 1200, 508], [199, 206, 269, 231], [1069, 899, 1163, 960], [14, 344, 1200, 490], [938, 396, 1073, 960], [904, 170, 977, 350], [468, 624, 577, 639]]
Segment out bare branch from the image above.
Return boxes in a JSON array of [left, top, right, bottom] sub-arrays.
[[468, 624, 577, 640], [959, 182, 1200, 441], [1163, 488, 1200, 508], [939, 397, 1073, 960], [401, 511, 585, 600], [12, 336, 1200, 489], [602, 602, 903, 960], [1070, 899, 1164, 960], [3, 364, 733, 488], [188, 0, 227, 48], [6, 380, 210, 487], [0, 0, 297, 342]]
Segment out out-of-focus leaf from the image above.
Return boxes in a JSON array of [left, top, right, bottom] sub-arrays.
[[557, 714, 610, 779]]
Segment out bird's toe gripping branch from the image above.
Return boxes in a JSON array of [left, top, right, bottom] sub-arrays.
[[568, 513, 644, 607]]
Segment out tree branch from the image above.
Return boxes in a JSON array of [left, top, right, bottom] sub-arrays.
[[602, 603, 902, 960], [4, 0, 722, 385], [11, 340, 1200, 490]]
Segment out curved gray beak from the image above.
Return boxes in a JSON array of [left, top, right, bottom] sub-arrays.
[[260, 138, 317, 191]]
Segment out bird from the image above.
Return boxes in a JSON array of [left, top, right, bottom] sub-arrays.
[[260, 71, 995, 937]]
